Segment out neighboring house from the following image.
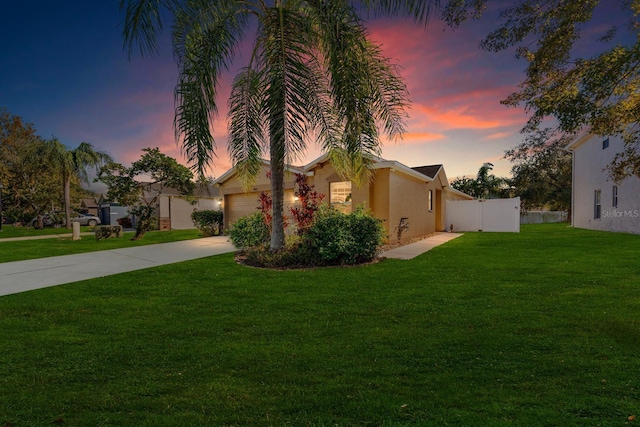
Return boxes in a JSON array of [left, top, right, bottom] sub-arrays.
[[79, 198, 99, 216], [567, 133, 640, 234], [155, 185, 221, 230], [98, 185, 222, 230], [214, 155, 473, 242], [97, 195, 130, 226]]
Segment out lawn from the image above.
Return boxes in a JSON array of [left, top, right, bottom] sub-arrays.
[[0, 224, 639, 426], [0, 224, 95, 238], [0, 228, 204, 263]]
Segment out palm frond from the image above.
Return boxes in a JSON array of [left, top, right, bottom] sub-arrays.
[[228, 66, 267, 190], [258, 5, 319, 165], [172, 0, 247, 177], [313, 0, 409, 185], [120, 0, 174, 58]]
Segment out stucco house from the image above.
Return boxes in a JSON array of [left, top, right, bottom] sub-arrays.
[[567, 133, 640, 234], [214, 155, 472, 242]]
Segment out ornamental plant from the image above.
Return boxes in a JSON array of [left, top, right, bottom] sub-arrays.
[[191, 210, 224, 236], [290, 173, 325, 235]]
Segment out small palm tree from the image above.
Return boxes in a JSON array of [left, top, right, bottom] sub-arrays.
[[121, 0, 412, 250], [46, 138, 113, 228]]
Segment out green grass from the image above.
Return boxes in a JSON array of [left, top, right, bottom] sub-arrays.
[[0, 224, 94, 238], [1, 224, 639, 426], [0, 229, 204, 263]]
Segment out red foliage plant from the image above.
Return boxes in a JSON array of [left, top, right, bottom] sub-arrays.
[[290, 173, 325, 235]]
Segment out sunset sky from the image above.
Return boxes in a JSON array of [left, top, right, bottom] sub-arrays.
[[1, 1, 626, 188]]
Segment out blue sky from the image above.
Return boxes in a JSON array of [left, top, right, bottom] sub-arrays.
[[1, 1, 629, 187]]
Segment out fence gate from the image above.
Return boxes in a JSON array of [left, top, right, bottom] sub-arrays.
[[446, 198, 520, 232]]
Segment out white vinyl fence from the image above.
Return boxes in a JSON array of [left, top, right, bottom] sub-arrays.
[[446, 198, 521, 232]]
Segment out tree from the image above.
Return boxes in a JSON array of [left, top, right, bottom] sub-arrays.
[[120, 0, 409, 250], [505, 128, 572, 213], [371, 0, 640, 182], [96, 148, 195, 240], [45, 138, 112, 229], [0, 109, 60, 224], [438, 0, 640, 181], [450, 162, 510, 199]]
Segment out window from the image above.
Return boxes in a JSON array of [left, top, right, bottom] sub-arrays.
[[330, 181, 352, 213], [602, 138, 609, 149], [594, 190, 601, 219], [612, 185, 618, 208], [428, 190, 434, 211]]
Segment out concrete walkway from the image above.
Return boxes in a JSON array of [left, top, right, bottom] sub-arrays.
[[381, 232, 463, 260], [0, 236, 237, 297], [0, 232, 462, 297]]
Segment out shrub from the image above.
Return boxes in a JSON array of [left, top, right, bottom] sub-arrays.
[[234, 206, 384, 268], [228, 212, 270, 250], [191, 210, 223, 236], [303, 205, 385, 266]]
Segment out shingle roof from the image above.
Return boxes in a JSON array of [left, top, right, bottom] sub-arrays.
[[411, 165, 442, 179]]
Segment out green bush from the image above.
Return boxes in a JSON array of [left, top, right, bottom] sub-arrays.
[[228, 212, 270, 250], [191, 210, 224, 236], [303, 205, 385, 266]]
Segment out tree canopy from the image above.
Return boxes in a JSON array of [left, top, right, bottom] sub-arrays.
[[450, 162, 510, 199], [504, 128, 572, 213], [1, 108, 98, 224], [438, 0, 640, 181], [97, 147, 195, 240]]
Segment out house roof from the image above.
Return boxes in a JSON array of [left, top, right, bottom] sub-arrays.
[[213, 159, 306, 185], [565, 130, 592, 151], [80, 198, 98, 208], [444, 186, 475, 200], [411, 165, 443, 179]]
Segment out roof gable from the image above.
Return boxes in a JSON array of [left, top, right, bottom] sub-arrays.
[[411, 165, 442, 179]]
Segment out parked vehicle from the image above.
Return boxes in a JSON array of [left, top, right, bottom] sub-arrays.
[[71, 214, 101, 227]]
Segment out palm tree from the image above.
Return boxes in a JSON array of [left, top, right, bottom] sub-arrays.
[[121, 0, 415, 250], [46, 138, 113, 229]]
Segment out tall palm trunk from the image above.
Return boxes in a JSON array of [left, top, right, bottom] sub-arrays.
[[63, 174, 72, 229], [269, 117, 286, 251]]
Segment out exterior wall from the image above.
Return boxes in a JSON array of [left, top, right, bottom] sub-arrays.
[[387, 170, 433, 241], [158, 195, 221, 230], [370, 169, 390, 236], [572, 135, 640, 233]]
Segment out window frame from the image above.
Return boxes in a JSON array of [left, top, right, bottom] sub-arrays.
[[602, 138, 609, 149], [330, 181, 352, 213], [428, 190, 434, 211], [594, 189, 601, 219], [612, 185, 618, 208]]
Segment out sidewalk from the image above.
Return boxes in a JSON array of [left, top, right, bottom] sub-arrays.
[[381, 232, 463, 260], [0, 236, 237, 297]]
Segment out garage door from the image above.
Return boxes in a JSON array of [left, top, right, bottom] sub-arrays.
[[226, 190, 298, 229], [227, 192, 260, 228]]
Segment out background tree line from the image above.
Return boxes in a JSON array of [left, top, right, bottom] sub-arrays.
[[0, 107, 112, 227], [451, 127, 572, 215]]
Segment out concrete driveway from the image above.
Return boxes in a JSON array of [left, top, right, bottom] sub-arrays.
[[0, 236, 237, 297]]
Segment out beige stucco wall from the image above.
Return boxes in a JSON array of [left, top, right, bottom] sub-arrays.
[[158, 195, 221, 230], [571, 134, 640, 234], [385, 170, 434, 241]]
